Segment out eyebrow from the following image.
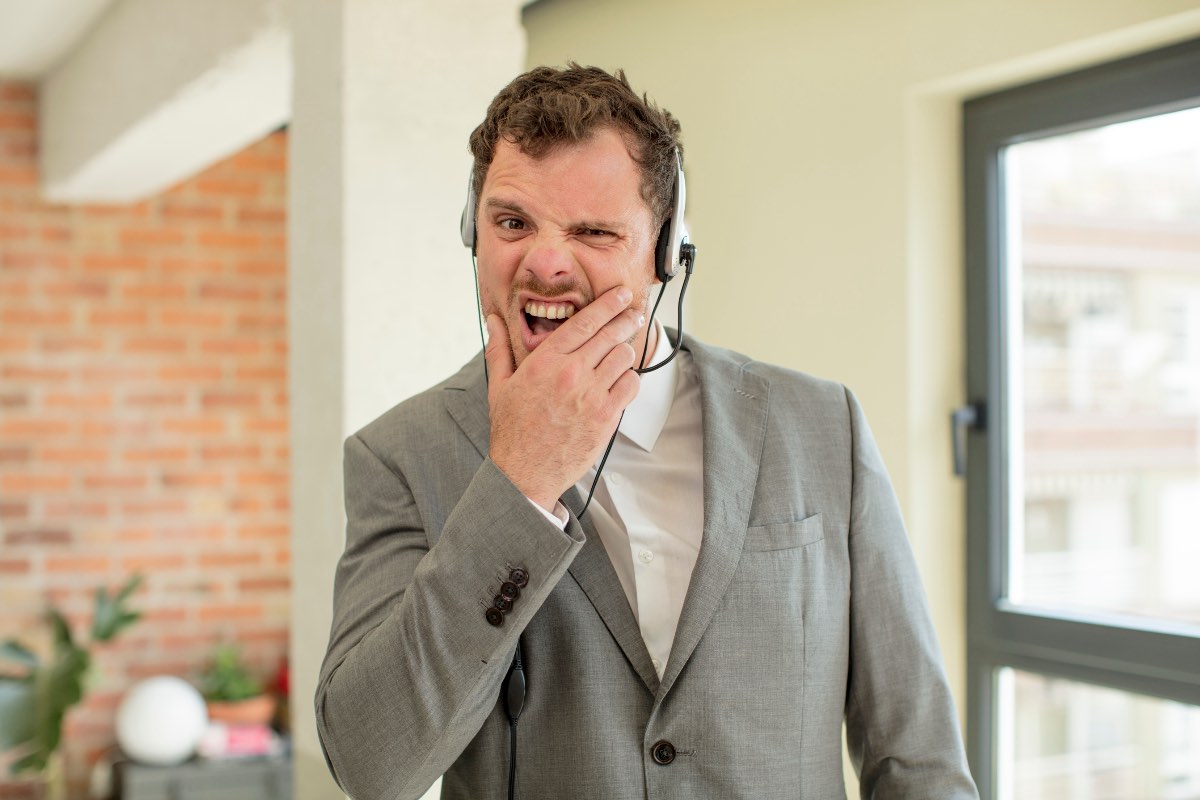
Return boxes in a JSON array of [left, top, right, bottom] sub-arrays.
[[483, 197, 623, 233]]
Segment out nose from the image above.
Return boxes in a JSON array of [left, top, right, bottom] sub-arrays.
[[521, 237, 577, 285]]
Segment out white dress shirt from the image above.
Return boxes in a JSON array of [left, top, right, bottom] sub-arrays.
[[532, 322, 704, 678]]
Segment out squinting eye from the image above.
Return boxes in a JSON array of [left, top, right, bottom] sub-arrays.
[[499, 218, 525, 231], [583, 229, 612, 237]]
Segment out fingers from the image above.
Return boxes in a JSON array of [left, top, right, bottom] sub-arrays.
[[484, 315, 514, 385], [594, 341, 636, 389], [545, 286, 634, 355]]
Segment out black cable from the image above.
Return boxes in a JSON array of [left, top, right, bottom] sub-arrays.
[[504, 640, 526, 800]]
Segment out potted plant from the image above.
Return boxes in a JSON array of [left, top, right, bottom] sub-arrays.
[[199, 645, 276, 726], [0, 575, 142, 798]]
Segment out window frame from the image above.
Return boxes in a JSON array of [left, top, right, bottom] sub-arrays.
[[962, 37, 1200, 798]]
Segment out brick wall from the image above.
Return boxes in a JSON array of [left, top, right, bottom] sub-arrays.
[[0, 81, 290, 795]]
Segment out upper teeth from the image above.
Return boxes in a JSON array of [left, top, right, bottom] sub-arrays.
[[525, 301, 575, 320]]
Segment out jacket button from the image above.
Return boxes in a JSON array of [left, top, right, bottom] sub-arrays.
[[651, 740, 676, 765], [493, 595, 513, 613], [509, 568, 529, 588], [484, 607, 504, 627], [499, 581, 520, 600]]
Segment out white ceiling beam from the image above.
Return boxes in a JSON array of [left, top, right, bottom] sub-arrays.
[[39, 0, 289, 203]]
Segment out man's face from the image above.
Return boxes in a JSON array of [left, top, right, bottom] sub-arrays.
[[475, 127, 659, 368]]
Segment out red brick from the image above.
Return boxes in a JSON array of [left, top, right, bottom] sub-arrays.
[[3, 364, 70, 381], [161, 256, 223, 275], [159, 523, 225, 542], [236, 206, 285, 225], [238, 576, 290, 593], [2, 307, 72, 326], [235, 311, 285, 330], [236, 470, 287, 488], [201, 444, 260, 461], [89, 308, 148, 327], [44, 500, 107, 519], [0, 84, 35, 102], [0, 222, 33, 241], [159, 364, 223, 382], [0, 418, 72, 436], [46, 555, 110, 573], [121, 336, 187, 354], [81, 254, 149, 272], [124, 390, 187, 409], [41, 335, 106, 354], [162, 471, 224, 489], [0, 445, 31, 463], [237, 524, 287, 540], [229, 153, 286, 173], [198, 603, 264, 622], [195, 178, 260, 198], [201, 390, 259, 409], [197, 230, 261, 249], [234, 259, 284, 277], [0, 391, 29, 408], [235, 364, 286, 382], [119, 228, 186, 248], [0, 558, 31, 574], [81, 474, 148, 490], [123, 445, 189, 463], [41, 279, 108, 299], [161, 200, 224, 221], [41, 446, 108, 464], [122, 281, 187, 300], [0, 334, 32, 353], [2, 251, 70, 271], [198, 281, 261, 302], [1, 473, 70, 491], [201, 337, 262, 356], [0, 165, 35, 185], [198, 550, 261, 568], [163, 417, 227, 435], [121, 499, 186, 516], [121, 553, 186, 572], [244, 416, 287, 434], [160, 308, 225, 327], [44, 391, 112, 410], [0, 110, 35, 130], [40, 224, 71, 244], [0, 501, 30, 519]]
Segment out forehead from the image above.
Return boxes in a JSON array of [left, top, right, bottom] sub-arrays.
[[481, 128, 651, 222]]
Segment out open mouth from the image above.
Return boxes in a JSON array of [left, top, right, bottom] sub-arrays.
[[522, 300, 577, 338]]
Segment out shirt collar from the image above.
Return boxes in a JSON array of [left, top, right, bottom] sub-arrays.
[[619, 320, 679, 453]]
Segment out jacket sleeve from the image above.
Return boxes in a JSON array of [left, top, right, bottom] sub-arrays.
[[314, 433, 585, 800], [841, 388, 979, 799]]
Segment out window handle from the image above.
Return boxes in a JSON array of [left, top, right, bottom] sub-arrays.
[[951, 403, 986, 477]]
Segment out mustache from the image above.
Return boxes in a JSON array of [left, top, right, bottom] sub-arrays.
[[508, 275, 594, 307]]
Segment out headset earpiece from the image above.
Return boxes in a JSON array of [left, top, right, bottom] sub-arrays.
[[461, 173, 477, 253], [654, 152, 693, 283]]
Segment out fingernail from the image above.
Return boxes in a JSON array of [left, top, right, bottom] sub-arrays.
[[617, 287, 633, 304], [637, 314, 646, 327]]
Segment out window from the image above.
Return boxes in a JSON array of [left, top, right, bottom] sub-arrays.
[[963, 39, 1200, 799]]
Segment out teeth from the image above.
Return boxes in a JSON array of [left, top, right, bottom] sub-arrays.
[[525, 301, 576, 320]]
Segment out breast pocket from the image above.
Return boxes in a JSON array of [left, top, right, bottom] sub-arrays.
[[742, 512, 824, 552]]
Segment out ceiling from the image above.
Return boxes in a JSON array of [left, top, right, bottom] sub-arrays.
[[0, 0, 115, 78]]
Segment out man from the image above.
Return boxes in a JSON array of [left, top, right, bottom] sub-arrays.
[[316, 65, 978, 800]]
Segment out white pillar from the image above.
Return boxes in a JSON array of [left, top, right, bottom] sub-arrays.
[[288, 2, 525, 798]]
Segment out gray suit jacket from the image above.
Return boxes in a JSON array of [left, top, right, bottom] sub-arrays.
[[316, 335, 978, 799]]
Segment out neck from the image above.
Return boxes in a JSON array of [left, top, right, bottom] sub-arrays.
[[637, 319, 659, 370]]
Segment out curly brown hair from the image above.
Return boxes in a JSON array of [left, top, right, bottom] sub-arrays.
[[468, 64, 683, 226]]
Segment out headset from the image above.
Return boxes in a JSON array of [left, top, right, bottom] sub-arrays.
[[461, 150, 695, 285]]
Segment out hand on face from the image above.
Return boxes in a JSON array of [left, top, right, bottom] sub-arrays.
[[485, 285, 644, 511]]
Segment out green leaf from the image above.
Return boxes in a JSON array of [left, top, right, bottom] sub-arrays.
[[0, 678, 36, 750], [91, 574, 143, 642], [47, 610, 73, 651], [0, 639, 39, 671]]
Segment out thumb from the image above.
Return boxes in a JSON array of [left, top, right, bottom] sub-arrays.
[[483, 315, 515, 384]]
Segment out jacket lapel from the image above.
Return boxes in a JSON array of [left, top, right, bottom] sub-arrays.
[[655, 336, 769, 701], [563, 488, 661, 693], [442, 353, 490, 459]]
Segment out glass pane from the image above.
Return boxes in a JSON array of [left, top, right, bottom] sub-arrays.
[[1005, 105, 1200, 628], [997, 668, 1200, 800]]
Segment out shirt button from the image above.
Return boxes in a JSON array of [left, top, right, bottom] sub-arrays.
[[499, 581, 520, 600], [608, 472, 622, 486], [484, 608, 504, 627], [651, 740, 676, 765], [651, 658, 662, 672], [638, 548, 654, 565], [509, 568, 529, 588]]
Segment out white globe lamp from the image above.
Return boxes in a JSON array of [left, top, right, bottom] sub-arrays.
[[115, 676, 208, 765]]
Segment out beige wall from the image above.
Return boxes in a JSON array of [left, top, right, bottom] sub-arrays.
[[524, 0, 1200, 775]]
